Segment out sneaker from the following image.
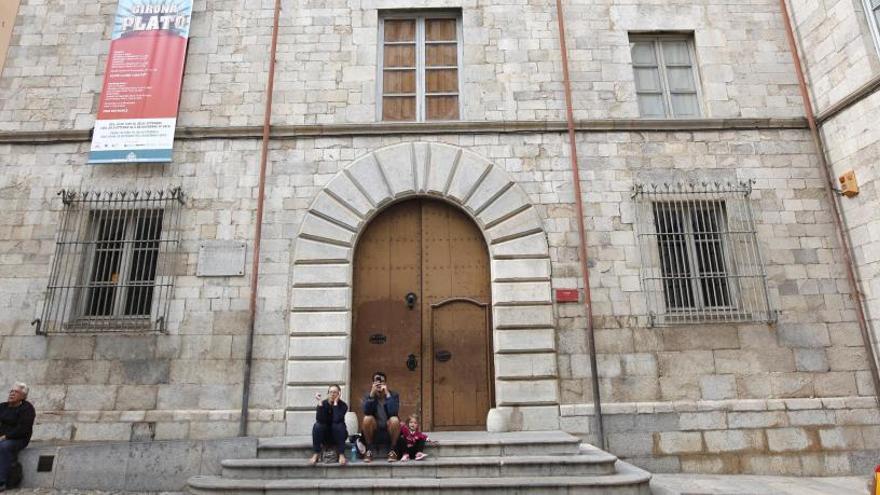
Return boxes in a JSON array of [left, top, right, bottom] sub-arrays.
[[387, 450, 399, 462], [400, 453, 410, 462], [415, 452, 428, 461], [363, 449, 373, 463]]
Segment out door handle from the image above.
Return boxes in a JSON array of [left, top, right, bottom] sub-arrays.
[[435, 350, 452, 362], [406, 353, 418, 371]]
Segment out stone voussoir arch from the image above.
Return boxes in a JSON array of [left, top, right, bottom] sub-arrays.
[[285, 142, 560, 434]]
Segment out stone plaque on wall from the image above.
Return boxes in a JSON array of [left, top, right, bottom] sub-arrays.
[[197, 240, 246, 277]]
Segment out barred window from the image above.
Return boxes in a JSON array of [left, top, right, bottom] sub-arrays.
[[629, 34, 702, 118], [633, 182, 774, 326], [379, 11, 462, 121], [39, 189, 183, 334]]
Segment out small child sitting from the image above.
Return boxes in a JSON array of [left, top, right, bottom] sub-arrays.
[[394, 414, 435, 461]]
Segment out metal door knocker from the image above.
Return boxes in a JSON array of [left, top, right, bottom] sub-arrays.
[[406, 353, 418, 371], [405, 292, 417, 309]]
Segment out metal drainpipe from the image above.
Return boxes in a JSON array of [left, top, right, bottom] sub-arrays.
[[554, 0, 605, 449], [239, 0, 283, 437], [777, 0, 880, 407]]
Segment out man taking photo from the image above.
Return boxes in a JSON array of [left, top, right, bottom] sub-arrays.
[[360, 372, 401, 463]]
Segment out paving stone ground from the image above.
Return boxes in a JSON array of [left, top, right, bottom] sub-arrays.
[[651, 474, 873, 494]]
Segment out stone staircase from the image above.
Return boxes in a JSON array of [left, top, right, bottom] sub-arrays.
[[187, 431, 651, 494]]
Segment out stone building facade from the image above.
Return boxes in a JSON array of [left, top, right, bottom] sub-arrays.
[[0, 0, 878, 476]]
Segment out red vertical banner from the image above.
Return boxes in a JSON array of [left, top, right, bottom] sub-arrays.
[[89, 1, 192, 164]]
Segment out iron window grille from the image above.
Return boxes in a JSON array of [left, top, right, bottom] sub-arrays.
[[633, 181, 774, 327], [39, 188, 183, 334]]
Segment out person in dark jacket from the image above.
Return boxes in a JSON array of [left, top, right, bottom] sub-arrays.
[[308, 384, 348, 465], [0, 382, 35, 491], [360, 371, 401, 463]]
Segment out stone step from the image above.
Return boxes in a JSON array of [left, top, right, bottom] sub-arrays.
[[189, 461, 652, 495], [257, 430, 582, 459], [222, 450, 618, 480]]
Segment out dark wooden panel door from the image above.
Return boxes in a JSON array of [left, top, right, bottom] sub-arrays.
[[351, 199, 492, 431], [351, 202, 422, 421]]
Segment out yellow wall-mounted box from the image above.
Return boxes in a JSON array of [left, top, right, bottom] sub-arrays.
[[839, 170, 859, 197]]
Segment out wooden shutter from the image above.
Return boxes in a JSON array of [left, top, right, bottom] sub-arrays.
[[424, 18, 459, 120], [383, 19, 417, 121]]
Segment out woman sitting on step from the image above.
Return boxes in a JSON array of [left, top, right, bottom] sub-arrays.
[[308, 384, 349, 465]]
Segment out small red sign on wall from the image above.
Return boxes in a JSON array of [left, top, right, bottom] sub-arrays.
[[555, 289, 580, 303]]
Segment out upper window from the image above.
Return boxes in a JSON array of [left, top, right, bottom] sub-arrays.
[[633, 181, 774, 326], [865, 0, 880, 55], [629, 34, 702, 118], [39, 189, 183, 334], [379, 12, 462, 122]]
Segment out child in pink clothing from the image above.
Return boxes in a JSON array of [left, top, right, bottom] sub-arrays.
[[394, 414, 434, 461]]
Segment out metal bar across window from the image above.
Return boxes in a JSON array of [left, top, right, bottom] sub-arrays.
[[39, 188, 184, 334]]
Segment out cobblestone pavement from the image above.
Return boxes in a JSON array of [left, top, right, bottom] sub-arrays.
[[651, 474, 873, 494]]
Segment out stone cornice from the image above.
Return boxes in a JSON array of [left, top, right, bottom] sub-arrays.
[[0, 118, 809, 144], [815, 73, 880, 125]]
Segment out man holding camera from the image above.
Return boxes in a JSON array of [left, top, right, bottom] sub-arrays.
[[360, 371, 401, 463]]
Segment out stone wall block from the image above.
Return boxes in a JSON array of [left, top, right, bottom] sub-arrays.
[[492, 281, 552, 305], [728, 411, 789, 429], [766, 427, 812, 453], [309, 192, 362, 231], [374, 144, 418, 198], [291, 287, 350, 311], [496, 379, 558, 405], [288, 336, 348, 360], [679, 411, 727, 430], [495, 352, 557, 379], [425, 143, 461, 195], [285, 360, 346, 385], [325, 173, 372, 216], [491, 258, 551, 281], [292, 264, 350, 287], [657, 431, 704, 454], [292, 238, 351, 263], [348, 154, 392, 206], [299, 214, 355, 246], [446, 151, 491, 204], [493, 304, 553, 329], [495, 329, 555, 353], [290, 311, 350, 335], [466, 166, 513, 213], [490, 232, 549, 258], [478, 185, 532, 227], [487, 207, 544, 243], [704, 429, 766, 453]]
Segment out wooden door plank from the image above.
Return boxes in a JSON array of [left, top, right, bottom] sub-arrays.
[[421, 200, 492, 430], [352, 201, 422, 422]]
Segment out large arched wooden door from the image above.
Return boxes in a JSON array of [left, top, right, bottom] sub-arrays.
[[351, 199, 493, 431]]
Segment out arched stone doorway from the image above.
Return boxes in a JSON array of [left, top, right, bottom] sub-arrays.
[[286, 142, 559, 434]]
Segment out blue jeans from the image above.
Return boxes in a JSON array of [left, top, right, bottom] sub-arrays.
[[0, 438, 25, 485]]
